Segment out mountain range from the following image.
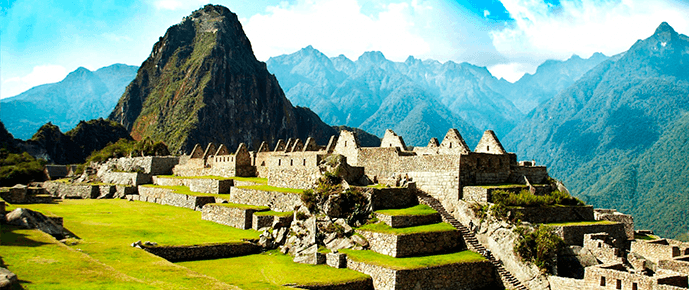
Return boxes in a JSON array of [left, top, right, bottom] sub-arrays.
[[505, 22, 689, 238], [0, 64, 138, 140]]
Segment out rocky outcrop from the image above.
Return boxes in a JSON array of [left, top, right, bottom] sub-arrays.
[[0, 267, 18, 290], [108, 5, 355, 153], [5, 208, 64, 239]]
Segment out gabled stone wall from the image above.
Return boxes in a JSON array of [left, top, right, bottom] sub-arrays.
[[267, 152, 324, 190], [631, 240, 683, 264], [553, 223, 627, 248]]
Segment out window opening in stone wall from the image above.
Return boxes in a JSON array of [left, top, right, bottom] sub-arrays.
[[487, 146, 490, 151], [278, 159, 281, 166], [449, 142, 452, 148], [303, 159, 306, 166], [290, 159, 293, 166], [632, 283, 638, 290], [344, 141, 347, 147], [598, 242, 602, 248], [616, 279, 621, 289], [601, 277, 606, 286], [261, 161, 265, 166]]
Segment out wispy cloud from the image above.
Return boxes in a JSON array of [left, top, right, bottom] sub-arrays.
[[488, 0, 689, 81], [2, 65, 67, 99], [242, 0, 432, 62]]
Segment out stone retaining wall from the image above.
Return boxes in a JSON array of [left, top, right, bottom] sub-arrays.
[[595, 209, 634, 240], [367, 186, 418, 210], [347, 258, 496, 290], [142, 242, 260, 262], [553, 223, 627, 248], [137, 186, 216, 211], [375, 212, 441, 228], [229, 187, 302, 212], [462, 185, 552, 203], [153, 176, 233, 194], [202, 203, 267, 229], [509, 206, 594, 224], [358, 229, 463, 257], [44, 181, 99, 199], [252, 213, 293, 230], [115, 185, 137, 198], [104, 156, 180, 175], [548, 275, 585, 290], [659, 257, 689, 275], [294, 279, 374, 290], [100, 172, 152, 186]]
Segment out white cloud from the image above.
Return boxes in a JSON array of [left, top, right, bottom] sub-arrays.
[[484, 10, 490, 17], [242, 0, 432, 62], [488, 62, 536, 82], [1, 65, 68, 99], [490, 0, 689, 79]]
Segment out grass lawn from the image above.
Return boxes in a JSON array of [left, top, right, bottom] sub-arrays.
[[341, 249, 486, 270], [545, 220, 617, 226], [253, 211, 293, 217], [635, 233, 660, 240], [237, 185, 303, 194], [177, 250, 369, 290], [364, 184, 389, 189], [3, 199, 260, 289], [155, 175, 268, 184], [356, 222, 456, 235], [375, 204, 437, 216], [139, 184, 231, 198]]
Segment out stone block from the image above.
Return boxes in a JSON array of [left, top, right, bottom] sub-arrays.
[[553, 222, 627, 248], [202, 204, 267, 229], [115, 185, 137, 199], [326, 252, 347, 268], [358, 228, 464, 258], [375, 212, 441, 228], [253, 214, 274, 230], [229, 187, 302, 212]]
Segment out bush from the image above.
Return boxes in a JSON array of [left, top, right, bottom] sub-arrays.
[[299, 172, 370, 225], [492, 189, 584, 208], [0, 150, 46, 186], [514, 225, 564, 272]]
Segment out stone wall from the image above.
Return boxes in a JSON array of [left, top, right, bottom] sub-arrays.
[[367, 186, 418, 210], [115, 185, 137, 198], [508, 165, 549, 184], [294, 279, 374, 290], [229, 187, 302, 212], [152, 176, 232, 194], [0, 186, 26, 203], [137, 186, 216, 211], [44, 181, 99, 199], [357, 229, 463, 258], [459, 153, 515, 186], [201, 203, 267, 229], [102, 156, 179, 175], [100, 172, 152, 186], [375, 212, 441, 228], [631, 240, 682, 264], [462, 185, 553, 203], [266, 152, 324, 190], [584, 263, 689, 289], [659, 257, 689, 275], [553, 223, 627, 248], [510, 206, 594, 224], [548, 276, 585, 290], [583, 233, 623, 264], [252, 213, 293, 230], [142, 242, 260, 262], [347, 258, 496, 290], [0, 201, 5, 222], [595, 209, 635, 240]]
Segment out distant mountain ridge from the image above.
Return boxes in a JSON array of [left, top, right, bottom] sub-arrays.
[[267, 46, 606, 145], [0, 64, 138, 140], [505, 22, 689, 238]]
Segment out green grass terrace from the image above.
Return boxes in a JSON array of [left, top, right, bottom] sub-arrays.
[[155, 175, 268, 184], [357, 221, 456, 235], [374, 204, 437, 216], [139, 184, 231, 198], [544, 220, 617, 226], [340, 249, 486, 270]]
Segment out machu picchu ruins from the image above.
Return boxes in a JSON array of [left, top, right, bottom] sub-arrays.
[[4, 127, 689, 290]]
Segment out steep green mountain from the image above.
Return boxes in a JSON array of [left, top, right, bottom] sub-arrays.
[[504, 22, 689, 238], [0, 64, 138, 140], [108, 5, 377, 153], [20, 119, 133, 164], [493, 53, 609, 113]]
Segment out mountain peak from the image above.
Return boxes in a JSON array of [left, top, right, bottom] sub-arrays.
[[357, 51, 387, 64], [654, 22, 675, 35]]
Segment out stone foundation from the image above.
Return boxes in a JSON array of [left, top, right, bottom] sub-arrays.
[[631, 240, 683, 264], [367, 186, 418, 210], [326, 252, 347, 268], [252, 213, 293, 230], [375, 212, 441, 228], [141, 242, 260, 262], [552, 222, 627, 248], [462, 185, 552, 203], [137, 186, 216, 211], [347, 258, 496, 290], [293, 278, 374, 290], [229, 187, 302, 212], [201, 203, 268, 229], [44, 182, 99, 199], [357, 229, 464, 257], [153, 176, 233, 194], [100, 172, 152, 186]]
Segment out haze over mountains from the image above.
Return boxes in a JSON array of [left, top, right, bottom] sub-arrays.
[[0, 64, 138, 140], [1, 5, 687, 238]]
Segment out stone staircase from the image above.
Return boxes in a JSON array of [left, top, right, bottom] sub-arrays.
[[416, 192, 528, 290]]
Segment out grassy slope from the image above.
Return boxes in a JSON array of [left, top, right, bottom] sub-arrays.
[[357, 222, 456, 235], [237, 185, 303, 194], [341, 249, 486, 270], [178, 250, 369, 290], [374, 204, 437, 216]]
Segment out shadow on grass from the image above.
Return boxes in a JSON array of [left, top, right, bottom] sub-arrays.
[[1, 257, 27, 290], [0, 225, 51, 247]]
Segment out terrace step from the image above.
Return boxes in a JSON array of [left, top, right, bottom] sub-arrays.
[[416, 192, 528, 290]]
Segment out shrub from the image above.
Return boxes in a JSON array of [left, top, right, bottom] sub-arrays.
[[0, 150, 46, 186], [514, 225, 564, 272], [492, 189, 584, 208]]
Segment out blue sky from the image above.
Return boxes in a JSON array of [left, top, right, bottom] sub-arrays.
[[2, 0, 689, 99]]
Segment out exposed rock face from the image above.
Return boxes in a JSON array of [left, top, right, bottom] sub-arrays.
[[109, 5, 362, 153], [5, 208, 64, 239]]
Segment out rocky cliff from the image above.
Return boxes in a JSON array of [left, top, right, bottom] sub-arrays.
[[109, 5, 362, 153]]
